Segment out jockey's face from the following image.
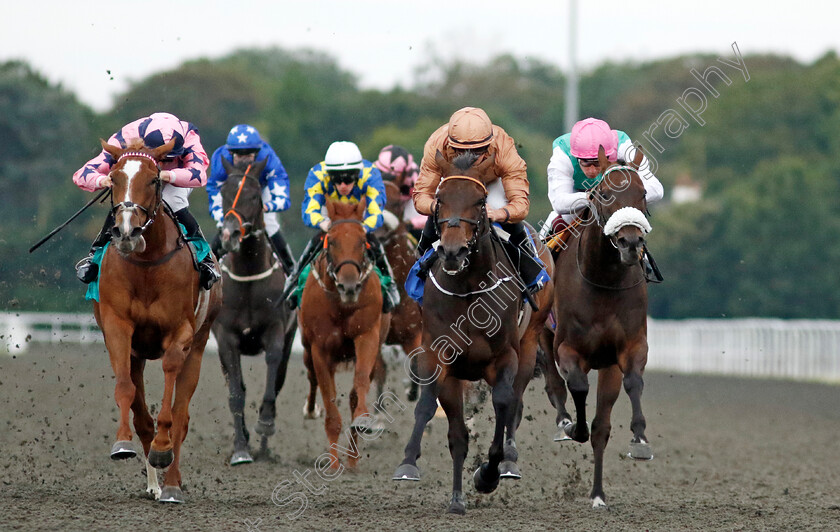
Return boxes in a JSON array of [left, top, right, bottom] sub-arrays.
[[231, 149, 257, 165], [336, 181, 355, 196], [578, 158, 602, 179]]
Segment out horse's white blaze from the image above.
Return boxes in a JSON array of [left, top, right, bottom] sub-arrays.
[[603, 206, 651, 236], [121, 160, 142, 203], [145, 458, 161, 499]]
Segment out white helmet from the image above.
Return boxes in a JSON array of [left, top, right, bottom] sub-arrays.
[[324, 141, 364, 171]]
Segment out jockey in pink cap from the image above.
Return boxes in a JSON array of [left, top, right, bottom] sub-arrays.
[[72, 112, 220, 290], [544, 117, 665, 282], [372, 145, 425, 239]]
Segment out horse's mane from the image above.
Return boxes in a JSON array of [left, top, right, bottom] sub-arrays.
[[124, 139, 147, 152], [451, 151, 480, 173]]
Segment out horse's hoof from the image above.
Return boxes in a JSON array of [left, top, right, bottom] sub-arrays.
[[628, 440, 654, 461], [254, 419, 275, 437], [158, 486, 185, 504], [447, 491, 466, 514], [554, 419, 573, 442], [568, 421, 590, 443], [146, 484, 161, 500], [148, 448, 174, 469], [230, 450, 254, 466], [473, 463, 500, 494], [499, 460, 521, 479], [591, 495, 607, 509], [392, 463, 421, 481], [110, 440, 136, 460], [302, 401, 322, 419], [350, 415, 383, 434]]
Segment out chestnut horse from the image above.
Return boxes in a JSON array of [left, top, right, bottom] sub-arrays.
[[377, 181, 423, 401], [95, 139, 221, 503], [211, 157, 298, 465], [299, 199, 390, 469], [552, 145, 653, 508], [392, 151, 554, 514]]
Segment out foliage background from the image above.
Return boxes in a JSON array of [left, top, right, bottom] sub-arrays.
[[3, 48, 838, 318]]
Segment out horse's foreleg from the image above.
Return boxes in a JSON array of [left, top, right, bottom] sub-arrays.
[[302, 348, 321, 419], [539, 328, 571, 431], [393, 353, 441, 481], [621, 347, 652, 461], [102, 313, 136, 457], [257, 323, 294, 442], [150, 324, 192, 471], [349, 328, 380, 431], [590, 365, 622, 508], [128, 356, 159, 498], [311, 344, 341, 469], [403, 334, 422, 402], [218, 333, 251, 465], [437, 377, 468, 514], [558, 343, 590, 443], [502, 332, 539, 478], [474, 358, 516, 496]]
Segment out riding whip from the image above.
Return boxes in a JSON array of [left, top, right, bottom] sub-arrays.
[[29, 188, 112, 253]]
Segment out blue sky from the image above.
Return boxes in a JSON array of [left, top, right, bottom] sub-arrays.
[[2, 1, 834, 111]]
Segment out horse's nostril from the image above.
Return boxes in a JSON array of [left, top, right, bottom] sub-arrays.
[[111, 227, 122, 239], [130, 227, 143, 238]]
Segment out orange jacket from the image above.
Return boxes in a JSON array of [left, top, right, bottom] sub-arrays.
[[413, 123, 530, 223]]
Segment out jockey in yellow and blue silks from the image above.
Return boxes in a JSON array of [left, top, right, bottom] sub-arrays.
[[284, 141, 400, 312]]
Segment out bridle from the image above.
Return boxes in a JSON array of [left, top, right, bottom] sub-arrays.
[[223, 164, 263, 241], [110, 151, 162, 236], [433, 175, 489, 255], [320, 219, 374, 286]]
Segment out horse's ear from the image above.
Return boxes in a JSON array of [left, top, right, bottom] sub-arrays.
[[252, 157, 268, 175], [100, 139, 121, 159], [356, 197, 368, 220], [434, 149, 451, 174], [598, 145, 610, 170], [151, 138, 176, 161], [631, 143, 644, 170], [325, 197, 336, 220], [476, 152, 496, 180], [220, 156, 235, 174]]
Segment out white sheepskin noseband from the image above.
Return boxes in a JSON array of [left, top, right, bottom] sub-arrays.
[[603, 207, 652, 236]]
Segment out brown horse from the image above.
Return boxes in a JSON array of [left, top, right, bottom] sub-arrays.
[[376, 181, 423, 401], [552, 145, 653, 508], [95, 139, 222, 503], [211, 157, 298, 465], [299, 198, 390, 469], [392, 150, 554, 514]]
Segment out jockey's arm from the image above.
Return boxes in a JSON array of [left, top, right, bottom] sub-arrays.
[[617, 139, 664, 205], [547, 147, 588, 215], [361, 167, 386, 232], [261, 150, 292, 212], [163, 130, 209, 188], [302, 167, 328, 229], [492, 132, 530, 223], [206, 147, 229, 224]]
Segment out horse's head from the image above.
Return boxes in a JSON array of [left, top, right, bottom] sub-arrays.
[[219, 157, 268, 253], [383, 181, 404, 214], [101, 138, 175, 255], [323, 198, 373, 304], [433, 149, 495, 275], [590, 145, 651, 265]]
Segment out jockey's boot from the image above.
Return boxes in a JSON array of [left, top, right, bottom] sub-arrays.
[[368, 233, 400, 313], [504, 222, 546, 312], [281, 233, 325, 305], [174, 208, 221, 290], [641, 244, 663, 283], [268, 231, 297, 276], [75, 213, 115, 284]]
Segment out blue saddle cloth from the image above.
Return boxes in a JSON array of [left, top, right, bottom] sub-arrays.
[[84, 223, 211, 302]]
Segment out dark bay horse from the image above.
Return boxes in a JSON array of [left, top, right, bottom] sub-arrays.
[[211, 157, 298, 465], [553, 145, 653, 508], [377, 181, 423, 401], [95, 139, 222, 503], [299, 199, 391, 469], [392, 151, 554, 514]]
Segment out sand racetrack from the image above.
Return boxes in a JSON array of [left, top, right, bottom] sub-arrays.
[[2, 342, 839, 531]]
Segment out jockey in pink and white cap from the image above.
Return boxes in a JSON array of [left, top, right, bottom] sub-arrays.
[[72, 112, 220, 289], [372, 145, 426, 234]]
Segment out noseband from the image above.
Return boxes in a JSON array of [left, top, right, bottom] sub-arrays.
[[322, 219, 374, 284], [110, 152, 162, 235], [433, 175, 488, 254], [223, 164, 263, 241]]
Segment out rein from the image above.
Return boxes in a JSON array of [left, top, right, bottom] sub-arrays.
[[433, 175, 488, 254], [224, 164, 255, 241], [321, 219, 374, 288]]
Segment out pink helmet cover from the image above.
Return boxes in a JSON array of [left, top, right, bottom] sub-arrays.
[[570, 118, 618, 159]]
